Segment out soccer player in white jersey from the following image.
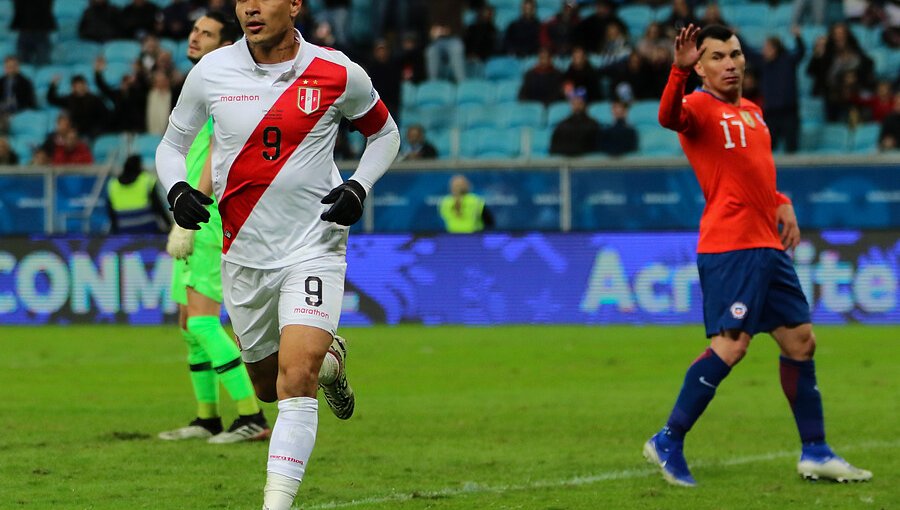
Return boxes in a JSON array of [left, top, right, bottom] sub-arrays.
[[155, 1, 400, 508]]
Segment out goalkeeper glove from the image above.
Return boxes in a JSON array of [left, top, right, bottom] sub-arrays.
[[167, 181, 212, 230], [320, 179, 366, 226], [166, 224, 195, 260]]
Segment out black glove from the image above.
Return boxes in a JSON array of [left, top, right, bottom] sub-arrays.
[[167, 181, 213, 230], [320, 179, 366, 226]]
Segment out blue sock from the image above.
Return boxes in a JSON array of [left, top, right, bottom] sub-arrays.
[[665, 348, 732, 441], [779, 356, 826, 446]]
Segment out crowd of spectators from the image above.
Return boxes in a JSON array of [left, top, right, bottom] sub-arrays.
[[2, 0, 899, 165]]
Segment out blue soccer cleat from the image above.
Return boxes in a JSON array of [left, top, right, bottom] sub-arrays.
[[797, 443, 872, 482], [643, 427, 697, 487]]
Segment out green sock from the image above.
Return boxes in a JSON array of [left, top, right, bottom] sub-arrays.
[[182, 328, 219, 419], [187, 316, 260, 416]]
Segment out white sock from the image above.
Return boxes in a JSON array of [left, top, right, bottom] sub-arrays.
[[318, 351, 339, 385], [264, 397, 318, 510]]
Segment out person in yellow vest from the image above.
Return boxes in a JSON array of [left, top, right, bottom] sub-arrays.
[[106, 154, 171, 234], [439, 174, 495, 233]]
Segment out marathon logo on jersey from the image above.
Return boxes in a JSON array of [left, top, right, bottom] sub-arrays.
[[294, 306, 330, 320], [740, 111, 756, 128], [297, 87, 321, 114], [730, 301, 748, 319]]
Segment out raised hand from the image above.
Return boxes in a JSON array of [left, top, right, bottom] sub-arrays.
[[674, 24, 704, 70]]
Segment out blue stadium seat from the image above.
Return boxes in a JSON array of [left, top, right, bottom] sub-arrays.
[[100, 62, 132, 86], [401, 81, 417, 109], [493, 79, 522, 104], [92, 134, 127, 163], [527, 127, 554, 158], [588, 102, 613, 124], [768, 3, 793, 27], [415, 105, 456, 131], [9, 111, 52, 139], [499, 102, 544, 129], [724, 3, 769, 28], [619, 5, 653, 37], [456, 104, 500, 130], [460, 127, 522, 159], [816, 123, 850, 153], [54, 40, 103, 65], [546, 102, 572, 127], [103, 41, 142, 65], [415, 80, 456, 108], [456, 80, 494, 106], [10, 136, 36, 164], [652, 5, 672, 21], [429, 128, 453, 159], [484, 56, 521, 81], [495, 6, 519, 32], [799, 124, 822, 152], [629, 100, 661, 127], [638, 126, 681, 157], [132, 133, 163, 160], [850, 124, 880, 154], [53, 0, 89, 18]]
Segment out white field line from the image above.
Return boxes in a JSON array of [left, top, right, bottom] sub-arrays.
[[304, 439, 898, 509]]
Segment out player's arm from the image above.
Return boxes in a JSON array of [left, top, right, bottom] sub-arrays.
[[321, 61, 401, 226], [659, 24, 703, 133], [775, 191, 800, 250], [155, 64, 213, 230]]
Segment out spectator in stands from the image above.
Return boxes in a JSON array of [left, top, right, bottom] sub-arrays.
[[150, 50, 184, 87], [465, 4, 499, 63], [574, 0, 625, 54], [121, 0, 161, 39], [47, 75, 110, 139], [400, 32, 428, 84], [400, 125, 438, 160], [699, 3, 728, 27], [805, 35, 828, 97], [79, 0, 121, 43], [519, 48, 565, 105], [663, 0, 700, 37], [106, 154, 170, 234], [879, 92, 900, 151], [317, 0, 352, 49], [51, 129, 94, 165], [0, 56, 38, 117], [439, 174, 494, 233], [563, 47, 602, 103], [368, 40, 402, 122], [138, 35, 165, 77], [792, 0, 827, 26], [608, 51, 659, 101], [598, 100, 638, 156], [0, 137, 20, 165], [597, 22, 632, 67], [540, 0, 580, 56], [504, 0, 542, 57], [550, 89, 601, 156], [310, 20, 340, 50], [853, 81, 896, 123], [11, 0, 56, 66], [146, 70, 176, 135], [31, 147, 51, 165], [159, 0, 194, 39], [819, 23, 875, 121], [425, 1, 467, 83], [95, 57, 148, 133], [744, 28, 805, 153], [882, 1, 900, 48], [741, 69, 764, 106], [636, 22, 670, 61]]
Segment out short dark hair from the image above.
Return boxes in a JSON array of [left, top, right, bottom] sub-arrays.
[[696, 24, 735, 50], [205, 11, 242, 44], [71, 75, 87, 84]]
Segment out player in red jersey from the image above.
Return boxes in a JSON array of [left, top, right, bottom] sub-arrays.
[[642, 24, 872, 487]]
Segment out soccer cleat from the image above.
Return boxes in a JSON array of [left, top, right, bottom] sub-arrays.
[[158, 417, 223, 440], [643, 428, 697, 487], [208, 411, 271, 444], [797, 444, 873, 482], [320, 335, 355, 420]]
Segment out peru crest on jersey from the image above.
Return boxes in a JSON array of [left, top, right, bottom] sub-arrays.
[[297, 86, 321, 114]]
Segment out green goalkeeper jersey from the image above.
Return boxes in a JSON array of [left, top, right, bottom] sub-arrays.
[[186, 118, 222, 248]]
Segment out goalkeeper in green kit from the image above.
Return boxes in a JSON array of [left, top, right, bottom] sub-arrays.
[[159, 12, 271, 443]]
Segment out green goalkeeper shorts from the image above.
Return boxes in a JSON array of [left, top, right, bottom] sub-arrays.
[[170, 241, 223, 305]]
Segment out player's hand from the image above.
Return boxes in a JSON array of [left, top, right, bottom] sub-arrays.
[[166, 224, 195, 260], [776, 203, 800, 250], [167, 181, 212, 230], [674, 24, 704, 70], [320, 179, 366, 226]]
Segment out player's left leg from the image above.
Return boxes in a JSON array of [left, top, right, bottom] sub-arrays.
[[263, 324, 332, 510], [771, 324, 872, 482], [765, 250, 871, 482]]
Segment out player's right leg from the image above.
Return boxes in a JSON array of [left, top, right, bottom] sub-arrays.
[[319, 335, 354, 420]]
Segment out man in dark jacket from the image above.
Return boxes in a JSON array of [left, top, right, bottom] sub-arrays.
[[79, 0, 121, 42], [11, 0, 57, 65], [504, 0, 541, 57], [550, 91, 601, 156], [598, 100, 638, 156], [47, 75, 110, 139], [0, 56, 38, 115]]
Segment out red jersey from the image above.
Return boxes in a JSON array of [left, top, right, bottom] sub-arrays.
[[658, 65, 791, 254]]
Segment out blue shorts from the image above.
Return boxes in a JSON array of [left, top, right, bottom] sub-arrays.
[[697, 248, 811, 338]]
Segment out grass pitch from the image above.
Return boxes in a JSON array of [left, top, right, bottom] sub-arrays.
[[1, 324, 897, 509]]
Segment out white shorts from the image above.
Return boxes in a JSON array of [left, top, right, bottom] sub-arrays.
[[222, 256, 347, 363]]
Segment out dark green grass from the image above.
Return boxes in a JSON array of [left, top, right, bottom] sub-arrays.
[[0, 325, 897, 509]]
